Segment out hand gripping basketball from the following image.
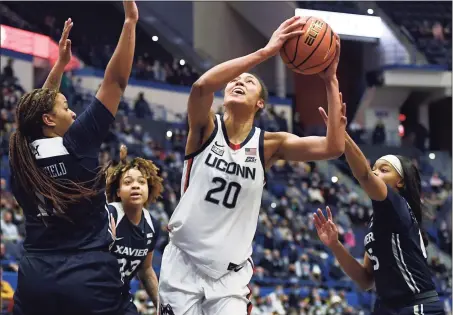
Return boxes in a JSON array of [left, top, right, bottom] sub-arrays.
[[318, 33, 341, 80], [264, 16, 306, 57]]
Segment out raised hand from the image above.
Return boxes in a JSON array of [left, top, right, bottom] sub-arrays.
[[58, 18, 73, 66], [313, 206, 340, 248], [318, 33, 341, 80], [318, 92, 347, 126], [264, 16, 306, 57], [119, 144, 128, 163], [123, 1, 139, 22]]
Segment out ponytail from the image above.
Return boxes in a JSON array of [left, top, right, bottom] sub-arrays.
[[396, 155, 428, 246], [10, 89, 101, 218]]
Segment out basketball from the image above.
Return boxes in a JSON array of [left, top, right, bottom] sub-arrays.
[[280, 17, 336, 75]]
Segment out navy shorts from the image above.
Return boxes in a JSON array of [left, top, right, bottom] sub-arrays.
[[122, 295, 139, 315], [373, 299, 446, 315], [13, 250, 124, 315]]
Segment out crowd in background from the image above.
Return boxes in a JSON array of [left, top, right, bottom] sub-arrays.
[[1, 56, 452, 314]]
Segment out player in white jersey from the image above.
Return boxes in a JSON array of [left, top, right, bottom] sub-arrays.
[[158, 16, 346, 315]]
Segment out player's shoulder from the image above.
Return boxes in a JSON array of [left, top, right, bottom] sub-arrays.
[[143, 209, 160, 233], [263, 131, 295, 144], [108, 202, 126, 221], [263, 131, 292, 159]]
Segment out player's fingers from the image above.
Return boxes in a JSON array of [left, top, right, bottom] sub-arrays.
[[339, 92, 343, 104], [283, 20, 305, 34], [281, 15, 301, 28], [317, 208, 327, 224], [340, 116, 348, 125], [318, 107, 328, 123], [61, 18, 73, 42], [326, 206, 333, 221], [313, 214, 322, 231], [282, 30, 304, 41], [66, 39, 72, 52], [334, 37, 341, 60]]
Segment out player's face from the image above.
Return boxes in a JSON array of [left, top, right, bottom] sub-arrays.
[[117, 168, 149, 207], [224, 73, 264, 114], [43, 93, 76, 136], [372, 160, 404, 190]]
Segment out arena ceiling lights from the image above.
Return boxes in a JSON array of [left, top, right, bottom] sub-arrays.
[[295, 8, 383, 40]]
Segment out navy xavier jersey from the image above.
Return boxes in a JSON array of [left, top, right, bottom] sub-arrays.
[[11, 98, 115, 253], [365, 185, 437, 303], [108, 202, 160, 293]]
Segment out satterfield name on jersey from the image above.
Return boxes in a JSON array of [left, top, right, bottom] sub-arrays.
[[114, 245, 149, 257], [205, 153, 256, 180], [42, 162, 67, 178]]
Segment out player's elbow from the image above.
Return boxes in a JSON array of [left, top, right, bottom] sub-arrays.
[[102, 75, 128, 94], [359, 278, 375, 291], [357, 271, 375, 291], [192, 78, 216, 97], [325, 141, 344, 159], [192, 79, 207, 95]]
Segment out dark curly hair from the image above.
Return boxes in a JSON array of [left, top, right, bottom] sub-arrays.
[[106, 156, 164, 207]]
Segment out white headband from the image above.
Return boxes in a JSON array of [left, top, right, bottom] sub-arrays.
[[378, 155, 404, 178]]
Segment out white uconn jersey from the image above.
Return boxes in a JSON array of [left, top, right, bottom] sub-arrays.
[[169, 114, 265, 279]]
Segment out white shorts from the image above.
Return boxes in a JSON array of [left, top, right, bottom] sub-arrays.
[[158, 242, 254, 315]]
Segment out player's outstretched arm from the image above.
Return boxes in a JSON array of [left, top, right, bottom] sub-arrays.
[[319, 105, 387, 201], [187, 16, 305, 130], [96, 1, 138, 116], [138, 251, 159, 307], [265, 38, 345, 164], [42, 18, 73, 90], [313, 207, 375, 291], [318, 35, 346, 156]]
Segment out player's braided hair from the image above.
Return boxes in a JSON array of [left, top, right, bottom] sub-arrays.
[[396, 155, 428, 246], [9, 89, 100, 218], [106, 146, 163, 207]]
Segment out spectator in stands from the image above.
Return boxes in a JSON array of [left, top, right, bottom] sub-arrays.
[[1, 275, 15, 313], [276, 111, 288, 132], [430, 172, 444, 190], [2, 58, 14, 79], [134, 92, 153, 119], [1, 210, 20, 242], [0, 242, 19, 272], [133, 290, 153, 315], [432, 21, 445, 41], [372, 120, 386, 145]]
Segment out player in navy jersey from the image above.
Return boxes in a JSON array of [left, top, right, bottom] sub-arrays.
[[9, 3, 138, 315], [314, 96, 445, 315], [106, 145, 163, 314]]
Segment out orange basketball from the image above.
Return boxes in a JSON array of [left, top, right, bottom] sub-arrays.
[[280, 17, 336, 75]]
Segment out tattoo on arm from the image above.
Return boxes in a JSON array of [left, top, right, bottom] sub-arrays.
[[140, 267, 159, 307]]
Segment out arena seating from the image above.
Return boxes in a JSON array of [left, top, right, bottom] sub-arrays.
[[1, 2, 199, 87], [295, 1, 452, 69], [1, 66, 451, 314], [377, 2, 452, 69]]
